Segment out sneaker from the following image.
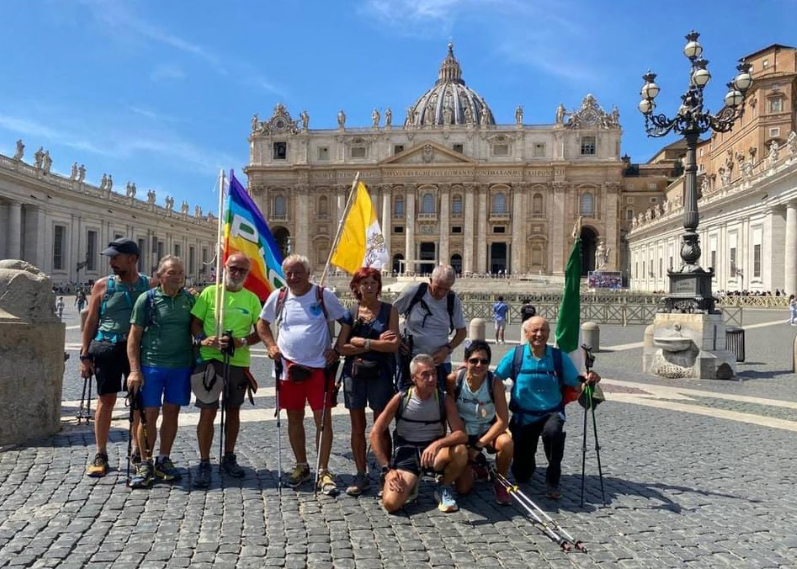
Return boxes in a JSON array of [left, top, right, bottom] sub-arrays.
[[546, 483, 562, 500], [434, 485, 458, 513], [130, 449, 141, 467], [287, 464, 311, 488], [193, 461, 212, 489], [494, 480, 511, 506], [346, 472, 371, 496], [317, 470, 339, 496], [87, 452, 109, 477], [221, 453, 245, 478], [154, 457, 182, 481], [129, 461, 154, 489]]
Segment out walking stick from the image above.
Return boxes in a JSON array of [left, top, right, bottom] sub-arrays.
[[274, 358, 284, 494], [219, 330, 234, 474], [579, 344, 606, 507], [126, 393, 135, 483], [313, 364, 334, 497], [78, 375, 90, 424], [589, 384, 607, 506]]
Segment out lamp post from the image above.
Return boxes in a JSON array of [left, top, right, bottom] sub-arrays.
[[639, 31, 752, 313]]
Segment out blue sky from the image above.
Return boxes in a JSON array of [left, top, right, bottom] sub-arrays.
[[1, 0, 794, 214]]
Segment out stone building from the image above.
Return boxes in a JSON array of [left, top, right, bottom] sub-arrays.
[[628, 43, 797, 294], [0, 145, 217, 288], [245, 43, 626, 276]]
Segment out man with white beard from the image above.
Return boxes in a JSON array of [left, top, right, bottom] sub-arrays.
[[189, 253, 262, 488]]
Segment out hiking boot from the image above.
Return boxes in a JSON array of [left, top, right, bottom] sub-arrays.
[[317, 470, 339, 496], [154, 456, 182, 481], [435, 484, 458, 512], [129, 461, 154, 489], [87, 452, 109, 477], [494, 480, 511, 506], [193, 461, 212, 489], [287, 464, 311, 488], [546, 483, 562, 500], [221, 453, 245, 478], [345, 472, 371, 497], [130, 448, 141, 467]]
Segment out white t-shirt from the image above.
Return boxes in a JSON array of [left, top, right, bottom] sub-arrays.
[[260, 285, 346, 369], [393, 283, 466, 362]]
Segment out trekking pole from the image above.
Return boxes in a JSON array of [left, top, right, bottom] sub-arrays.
[[86, 373, 93, 422], [580, 384, 589, 508], [126, 393, 134, 483], [579, 344, 606, 507], [589, 384, 607, 506], [274, 358, 284, 495], [77, 375, 90, 424], [220, 330, 234, 474], [313, 362, 335, 496]]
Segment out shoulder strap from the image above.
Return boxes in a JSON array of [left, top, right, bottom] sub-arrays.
[[487, 370, 497, 404], [275, 287, 288, 326], [396, 387, 412, 421], [99, 276, 116, 318], [511, 345, 525, 379], [144, 288, 158, 328], [316, 285, 329, 320], [454, 368, 467, 401], [403, 283, 430, 319], [436, 389, 447, 426], [446, 290, 456, 332]]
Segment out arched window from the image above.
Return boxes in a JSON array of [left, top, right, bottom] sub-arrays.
[[274, 195, 287, 217], [532, 193, 543, 216], [492, 192, 507, 214], [421, 193, 435, 214], [452, 194, 463, 216], [580, 192, 594, 216], [394, 196, 405, 217], [318, 196, 328, 217]]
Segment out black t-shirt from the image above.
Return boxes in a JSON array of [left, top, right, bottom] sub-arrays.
[[520, 304, 536, 322]]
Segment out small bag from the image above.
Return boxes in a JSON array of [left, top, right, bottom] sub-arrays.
[[287, 363, 314, 383], [351, 357, 380, 381]]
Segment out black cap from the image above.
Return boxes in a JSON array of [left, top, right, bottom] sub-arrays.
[[101, 238, 140, 257]]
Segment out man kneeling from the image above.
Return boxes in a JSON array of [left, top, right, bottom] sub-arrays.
[[371, 354, 468, 513]]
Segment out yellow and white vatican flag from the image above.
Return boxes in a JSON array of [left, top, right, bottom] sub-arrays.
[[329, 181, 388, 274]]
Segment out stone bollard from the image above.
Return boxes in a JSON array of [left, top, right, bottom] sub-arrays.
[[0, 260, 65, 445], [581, 321, 600, 352], [469, 318, 486, 341], [642, 324, 656, 372]]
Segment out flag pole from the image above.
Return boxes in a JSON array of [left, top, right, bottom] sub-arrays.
[[213, 169, 227, 337], [320, 172, 360, 286]]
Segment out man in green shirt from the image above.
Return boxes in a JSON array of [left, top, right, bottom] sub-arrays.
[[190, 253, 262, 488], [126, 255, 195, 489]]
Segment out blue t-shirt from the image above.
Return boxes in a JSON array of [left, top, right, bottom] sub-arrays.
[[494, 344, 580, 425], [493, 302, 508, 320]]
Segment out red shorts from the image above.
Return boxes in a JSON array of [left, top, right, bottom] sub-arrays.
[[278, 367, 333, 411]]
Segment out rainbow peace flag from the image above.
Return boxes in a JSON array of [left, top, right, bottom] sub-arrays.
[[223, 171, 285, 301]]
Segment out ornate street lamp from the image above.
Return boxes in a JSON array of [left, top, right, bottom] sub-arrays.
[[639, 31, 752, 312]]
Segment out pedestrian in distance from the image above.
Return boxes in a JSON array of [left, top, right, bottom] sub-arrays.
[[393, 264, 467, 388], [190, 253, 262, 488], [79, 238, 151, 477], [789, 294, 796, 326], [334, 267, 400, 496], [56, 296, 65, 320], [126, 255, 195, 489], [75, 290, 87, 312], [446, 340, 513, 505], [256, 254, 348, 496], [493, 296, 508, 344], [519, 298, 537, 345], [494, 316, 600, 500], [371, 354, 469, 514]]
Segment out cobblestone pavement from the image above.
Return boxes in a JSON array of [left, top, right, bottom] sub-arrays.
[[2, 302, 796, 568]]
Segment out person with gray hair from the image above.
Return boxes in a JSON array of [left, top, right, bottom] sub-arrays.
[[257, 254, 348, 495], [393, 264, 466, 388], [370, 353, 468, 513]]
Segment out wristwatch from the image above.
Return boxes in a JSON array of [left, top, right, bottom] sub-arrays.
[[193, 333, 206, 348], [240, 337, 248, 347], [79, 353, 91, 362], [381, 465, 391, 474]]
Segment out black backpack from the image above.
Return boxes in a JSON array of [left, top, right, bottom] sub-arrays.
[[402, 282, 456, 333]]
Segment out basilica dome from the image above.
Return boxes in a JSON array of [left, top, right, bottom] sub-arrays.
[[404, 43, 495, 128]]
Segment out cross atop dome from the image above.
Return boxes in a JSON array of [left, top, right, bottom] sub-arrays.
[[437, 41, 464, 86]]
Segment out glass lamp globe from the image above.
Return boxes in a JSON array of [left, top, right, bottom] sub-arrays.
[[691, 68, 711, 87], [733, 70, 752, 91], [641, 82, 660, 99], [684, 40, 703, 59], [638, 99, 654, 114], [725, 89, 744, 108]]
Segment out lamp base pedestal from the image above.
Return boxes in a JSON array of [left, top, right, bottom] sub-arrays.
[[661, 268, 717, 314]]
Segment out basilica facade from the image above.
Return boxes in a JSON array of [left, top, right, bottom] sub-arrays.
[[245, 44, 626, 276]]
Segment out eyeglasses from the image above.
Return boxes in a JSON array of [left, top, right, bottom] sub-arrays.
[[468, 358, 489, 365]]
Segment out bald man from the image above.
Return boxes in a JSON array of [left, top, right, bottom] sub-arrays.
[[494, 316, 600, 499], [190, 254, 262, 488]]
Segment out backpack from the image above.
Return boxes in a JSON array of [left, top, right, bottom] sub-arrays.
[[402, 282, 456, 333], [143, 287, 195, 330], [453, 368, 497, 405], [395, 385, 447, 430], [274, 285, 328, 326], [509, 345, 579, 418], [100, 275, 149, 318]]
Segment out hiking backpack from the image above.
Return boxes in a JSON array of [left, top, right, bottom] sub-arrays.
[[401, 282, 456, 333]]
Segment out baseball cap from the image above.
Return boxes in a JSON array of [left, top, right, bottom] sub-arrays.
[[101, 238, 140, 257]]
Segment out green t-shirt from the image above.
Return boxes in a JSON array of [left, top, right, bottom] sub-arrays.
[[130, 288, 195, 369], [190, 285, 261, 368]]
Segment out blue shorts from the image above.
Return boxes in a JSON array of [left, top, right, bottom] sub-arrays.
[[141, 366, 191, 408]]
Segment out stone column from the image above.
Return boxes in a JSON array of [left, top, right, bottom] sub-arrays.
[[511, 185, 525, 272], [294, 186, 309, 257], [27, 206, 47, 270], [604, 183, 620, 271], [551, 182, 567, 274], [8, 202, 22, 260], [785, 201, 797, 295], [477, 186, 488, 273], [380, 185, 392, 261], [404, 187, 416, 271], [463, 184, 475, 274], [439, 184, 450, 264], [0, 202, 8, 258]]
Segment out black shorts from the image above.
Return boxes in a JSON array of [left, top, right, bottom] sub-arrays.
[[343, 374, 394, 411], [392, 441, 436, 477], [194, 360, 248, 409], [88, 339, 129, 396]]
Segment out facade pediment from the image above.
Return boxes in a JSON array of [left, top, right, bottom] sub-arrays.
[[379, 141, 476, 166]]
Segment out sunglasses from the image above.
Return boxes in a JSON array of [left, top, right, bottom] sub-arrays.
[[468, 358, 489, 365]]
